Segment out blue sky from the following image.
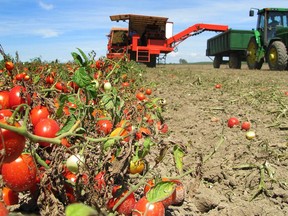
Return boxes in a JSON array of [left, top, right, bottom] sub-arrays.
[[0, 0, 287, 63]]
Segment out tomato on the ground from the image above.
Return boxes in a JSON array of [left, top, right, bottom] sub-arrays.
[[96, 117, 113, 135], [132, 196, 165, 216]]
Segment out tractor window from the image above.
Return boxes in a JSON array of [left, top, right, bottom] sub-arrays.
[[257, 14, 265, 30]]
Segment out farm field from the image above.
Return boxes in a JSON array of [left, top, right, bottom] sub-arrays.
[[144, 63, 288, 215], [0, 56, 287, 216]]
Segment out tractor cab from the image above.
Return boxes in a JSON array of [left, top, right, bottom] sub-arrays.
[[250, 8, 288, 45]]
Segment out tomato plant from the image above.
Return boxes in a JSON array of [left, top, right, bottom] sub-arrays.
[[1, 154, 37, 192], [0, 119, 26, 163], [34, 118, 60, 147]]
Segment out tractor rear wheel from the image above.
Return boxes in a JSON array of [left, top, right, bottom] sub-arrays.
[[247, 37, 264, 70], [229, 53, 241, 69], [267, 41, 288, 71], [213, 55, 222, 68]]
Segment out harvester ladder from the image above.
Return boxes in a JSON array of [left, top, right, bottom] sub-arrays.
[[136, 49, 150, 62]]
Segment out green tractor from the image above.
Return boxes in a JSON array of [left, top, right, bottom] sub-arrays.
[[247, 8, 288, 70]]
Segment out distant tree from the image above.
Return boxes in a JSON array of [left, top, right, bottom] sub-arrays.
[[179, 58, 188, 64]]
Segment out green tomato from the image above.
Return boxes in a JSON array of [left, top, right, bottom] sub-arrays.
[[66, 154, 85, 173]]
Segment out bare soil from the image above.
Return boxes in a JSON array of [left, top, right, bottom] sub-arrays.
[[143, 63, 288, 216]]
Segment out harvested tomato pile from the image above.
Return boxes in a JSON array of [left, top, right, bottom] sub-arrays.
[[0, 49, 186, 216]]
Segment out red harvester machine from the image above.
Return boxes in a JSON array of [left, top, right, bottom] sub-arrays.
[[107, 14, 228, 67]]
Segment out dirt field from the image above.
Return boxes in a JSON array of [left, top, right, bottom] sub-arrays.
[[143, 63, 288, 216]]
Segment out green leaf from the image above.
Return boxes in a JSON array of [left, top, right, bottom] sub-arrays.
[[101, 94, 114, 110], [138, 137, 154, 159], [65, 203, 98, 216], [173, 145, 185, 174], [86, 83, 98, 98], [71, 52, 83, 66], [56, 94, 68, 117], [76, 48, 89, 66], [72, 67, 92, 88], [146, 181, 176, 203], [57, 115, 77, 136]]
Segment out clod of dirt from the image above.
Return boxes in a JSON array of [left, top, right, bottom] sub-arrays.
[[193, 185, 226, 213]]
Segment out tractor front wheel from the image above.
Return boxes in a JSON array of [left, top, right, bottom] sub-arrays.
[[267, 41, 288, 71], [246, 37, 264, 70]]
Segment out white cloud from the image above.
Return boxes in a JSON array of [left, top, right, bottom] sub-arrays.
[[35, 29, 60, 38], [38, 1, 54, 10]]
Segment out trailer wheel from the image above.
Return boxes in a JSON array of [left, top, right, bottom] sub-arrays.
[[247, 37, 263, 70], [267, 41, 288, 71], [213, 55, 222, 68], [229, 53, 241, 69]]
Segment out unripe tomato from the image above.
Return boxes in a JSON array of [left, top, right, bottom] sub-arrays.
[[5, 61, 14, 71], [9, 85, 31, 109], [104, 82, 112, 91], [110, 127, 129, 142], [132, 196, 165, 216], [2, 154, 37, 192], [129, 159, 145, 174], [0, 91, 10, 109], [0, 119, 26, 163], [30, 105, 50, 126], [34, 118, 60, 147]]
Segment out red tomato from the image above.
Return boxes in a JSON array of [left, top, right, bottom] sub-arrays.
[[55, 82, 69, 93], [107, 185, 136, 216], [96, 117, 113, 135], [34, 118, 60, 147], [145, 88, 152, 95], [136, 92, 146, 101], [122, 82, 130, 88], [45, 76, 54, 85], [30, 105, 50, 126], [94, 171, 106, 191], [2, 187, 19, 205], [241, 121, 251, 131], [215, 84, 222, 89], [5, 61, 14, 71], [9, 85, 31, 109], [132, 196, 165, 216], [0, 109, 13, 119], [0, 202, 9, 216], [227, 117, 239, 128], [135, 127, 151, 140], [2, 154, 37, 192], [0, 91, 10, 109], [64, 172, 77, 203], [0, 119, 26, 163], [157, 122, 168, 134], [15, 73, 24, 81]]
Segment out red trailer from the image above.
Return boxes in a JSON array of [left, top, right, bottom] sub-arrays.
[[107, 14, 228, 67]]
